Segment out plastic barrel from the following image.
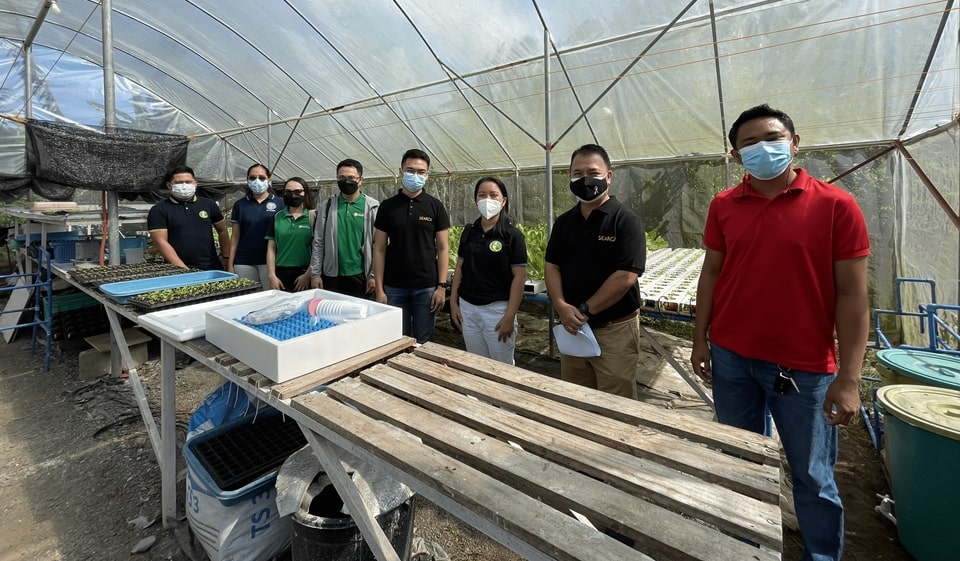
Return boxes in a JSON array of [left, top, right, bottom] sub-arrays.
[[875, 349, 960, 390], [876, 384, 960, 561], [291, 481, 415, 561]]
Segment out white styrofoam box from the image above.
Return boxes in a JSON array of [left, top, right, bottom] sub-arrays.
[[138, 290, 282, 342], [204, 289, 402, 383]]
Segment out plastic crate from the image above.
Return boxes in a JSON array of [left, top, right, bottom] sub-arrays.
[[183, 409, 307, 503], [119, 236, 148, 251], [43, 291, 98, 315], [48, 240, 77, 263]]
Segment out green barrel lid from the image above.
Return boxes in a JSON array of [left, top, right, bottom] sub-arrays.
[[876, 349, 960, 390], [877, 385, 960, 441]]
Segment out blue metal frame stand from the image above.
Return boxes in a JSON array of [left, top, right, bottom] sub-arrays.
[[0, 251, 53, 371]]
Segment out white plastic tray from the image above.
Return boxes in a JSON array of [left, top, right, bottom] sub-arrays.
[[138, 290, 280, 342], [205, 289, 403, 382]]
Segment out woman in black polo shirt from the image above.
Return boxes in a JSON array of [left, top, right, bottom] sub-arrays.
[[449, 177, 528, 365]]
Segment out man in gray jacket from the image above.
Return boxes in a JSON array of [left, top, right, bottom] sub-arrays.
[[310, 159, 379, 297]]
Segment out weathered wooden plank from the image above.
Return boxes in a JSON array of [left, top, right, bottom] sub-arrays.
[[214, 353, 239, 367], [327, 376, 781, 559], [291, 392, 654, 561], [184, 337, 224, 359], [246, 372, 272, 389], [385, 353, 779, 503], [230, 363, 255, 378], [414, 342, 779, 466], [353, 365, 781, 549], [270, 336, 416, 400]]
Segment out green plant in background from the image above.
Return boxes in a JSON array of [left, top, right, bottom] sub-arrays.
[[646, 231, 669, 251], [447, 222, 670, 281], [516, 223, 547, 280], [447, 225, 463, 270]]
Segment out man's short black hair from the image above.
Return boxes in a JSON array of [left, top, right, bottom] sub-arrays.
[[337, 158, 363, 177], [167, 165, 195, 181], [569, 144, 611, 169], [401, 148, 430, 168], [728, 104, 796, 149]]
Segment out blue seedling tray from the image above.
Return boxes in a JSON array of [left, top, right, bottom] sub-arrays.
[[99, 270, 238, 303], [238, 310, 339, 341]]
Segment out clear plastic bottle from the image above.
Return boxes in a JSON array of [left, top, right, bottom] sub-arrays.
[[305, 297, 368, 323], [242, 295, 310, 325]]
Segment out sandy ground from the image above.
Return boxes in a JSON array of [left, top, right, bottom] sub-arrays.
[[0, 307, 910, 560]]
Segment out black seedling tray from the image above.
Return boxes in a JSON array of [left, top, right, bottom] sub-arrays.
[[70, 264, 193, 286], [128, 284, 260, 313], [190, 412, 307, 492]]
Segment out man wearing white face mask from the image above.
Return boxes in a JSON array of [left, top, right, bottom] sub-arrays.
[[544, 144, 646, 399], [373, 148, 450, 343], [148, 165, 230, 270], [449, 176, 527, 364], [690, 104, 870, 561]]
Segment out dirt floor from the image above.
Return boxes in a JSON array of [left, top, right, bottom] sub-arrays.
[[0, 304, 911, 560]]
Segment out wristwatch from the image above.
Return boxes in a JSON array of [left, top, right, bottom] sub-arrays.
[[438, 282, 451, 289], [578, 301, 591, 318]]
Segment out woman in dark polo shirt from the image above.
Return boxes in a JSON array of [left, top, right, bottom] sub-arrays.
[[449, 176, 527, 365]]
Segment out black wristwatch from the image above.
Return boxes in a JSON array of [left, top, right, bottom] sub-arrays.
[[578, 301, 591, 318], [438, 282, 450, 289]]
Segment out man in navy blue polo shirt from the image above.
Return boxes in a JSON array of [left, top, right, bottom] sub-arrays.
[[148, 165, 230, 271], [545, 144, 646, 399], [373, 149, 451, 343]]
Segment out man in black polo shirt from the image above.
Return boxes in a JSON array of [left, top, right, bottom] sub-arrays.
[[544, 144, 646, 399], [373, 149, 451, 343], [148, 165, 230, 271]]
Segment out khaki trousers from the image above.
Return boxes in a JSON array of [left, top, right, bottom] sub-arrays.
[[560, 315, 640, 399]]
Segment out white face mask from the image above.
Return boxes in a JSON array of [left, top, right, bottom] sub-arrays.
[[171, 182, 196, 201], [477, 198, 502, 220], [248, 178, 269, 194]]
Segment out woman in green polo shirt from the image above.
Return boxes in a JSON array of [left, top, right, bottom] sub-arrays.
[[266, 177, 316, 292]]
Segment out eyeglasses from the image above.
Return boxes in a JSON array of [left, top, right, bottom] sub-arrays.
[[402, 168, 429, 177], [284, 190, 304, 195], [337, 175, 360, 182], [248, 175, 268, 181]]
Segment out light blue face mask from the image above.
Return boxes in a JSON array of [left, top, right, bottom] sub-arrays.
[[248, 178, 269, 194], [401, 172, 426, 192], [738, 139, 793, 180]]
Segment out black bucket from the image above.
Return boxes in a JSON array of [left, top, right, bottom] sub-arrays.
[[291, 480, 416, 561]]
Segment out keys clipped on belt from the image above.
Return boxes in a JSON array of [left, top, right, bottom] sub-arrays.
[[774, 366, 800, 395]]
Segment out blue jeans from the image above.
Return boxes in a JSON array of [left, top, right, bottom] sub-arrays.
[[710, 344, 843, 561], [384, 285, 437, 344]]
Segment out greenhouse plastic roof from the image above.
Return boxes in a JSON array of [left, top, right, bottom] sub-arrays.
[[0, 0, 958, 181]]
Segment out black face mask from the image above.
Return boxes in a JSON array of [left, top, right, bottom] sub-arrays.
[[570, 176, 608, 202], [283, 193, 304, 208], [337, 178, 359, 196]]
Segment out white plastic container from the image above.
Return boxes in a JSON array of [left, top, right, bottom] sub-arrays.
[[205, 289, 402, 383]]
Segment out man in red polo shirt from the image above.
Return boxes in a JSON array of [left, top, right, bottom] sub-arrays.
[[690, 104, 869, 561]]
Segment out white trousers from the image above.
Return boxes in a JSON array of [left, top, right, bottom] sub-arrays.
[[458, 298, 517, 365], [234, 264, 270, 290]]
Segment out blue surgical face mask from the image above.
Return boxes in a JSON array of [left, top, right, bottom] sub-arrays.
[[738, 139, 793, 180], [248, 178, 269, 194], [401, 172, 426, 192]]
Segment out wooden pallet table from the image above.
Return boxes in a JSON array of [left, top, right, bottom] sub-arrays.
[[290, 342, 783, 561]]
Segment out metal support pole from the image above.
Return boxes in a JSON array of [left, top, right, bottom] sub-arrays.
[[102, 0, 121, 267], [544, 28, 557, 357]]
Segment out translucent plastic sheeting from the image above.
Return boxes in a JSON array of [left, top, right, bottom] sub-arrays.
[[0, 0, 958, 324], [0, 0, 955, 181]]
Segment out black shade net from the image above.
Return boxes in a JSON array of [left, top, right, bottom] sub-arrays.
[[23, 119, 190, 201]]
